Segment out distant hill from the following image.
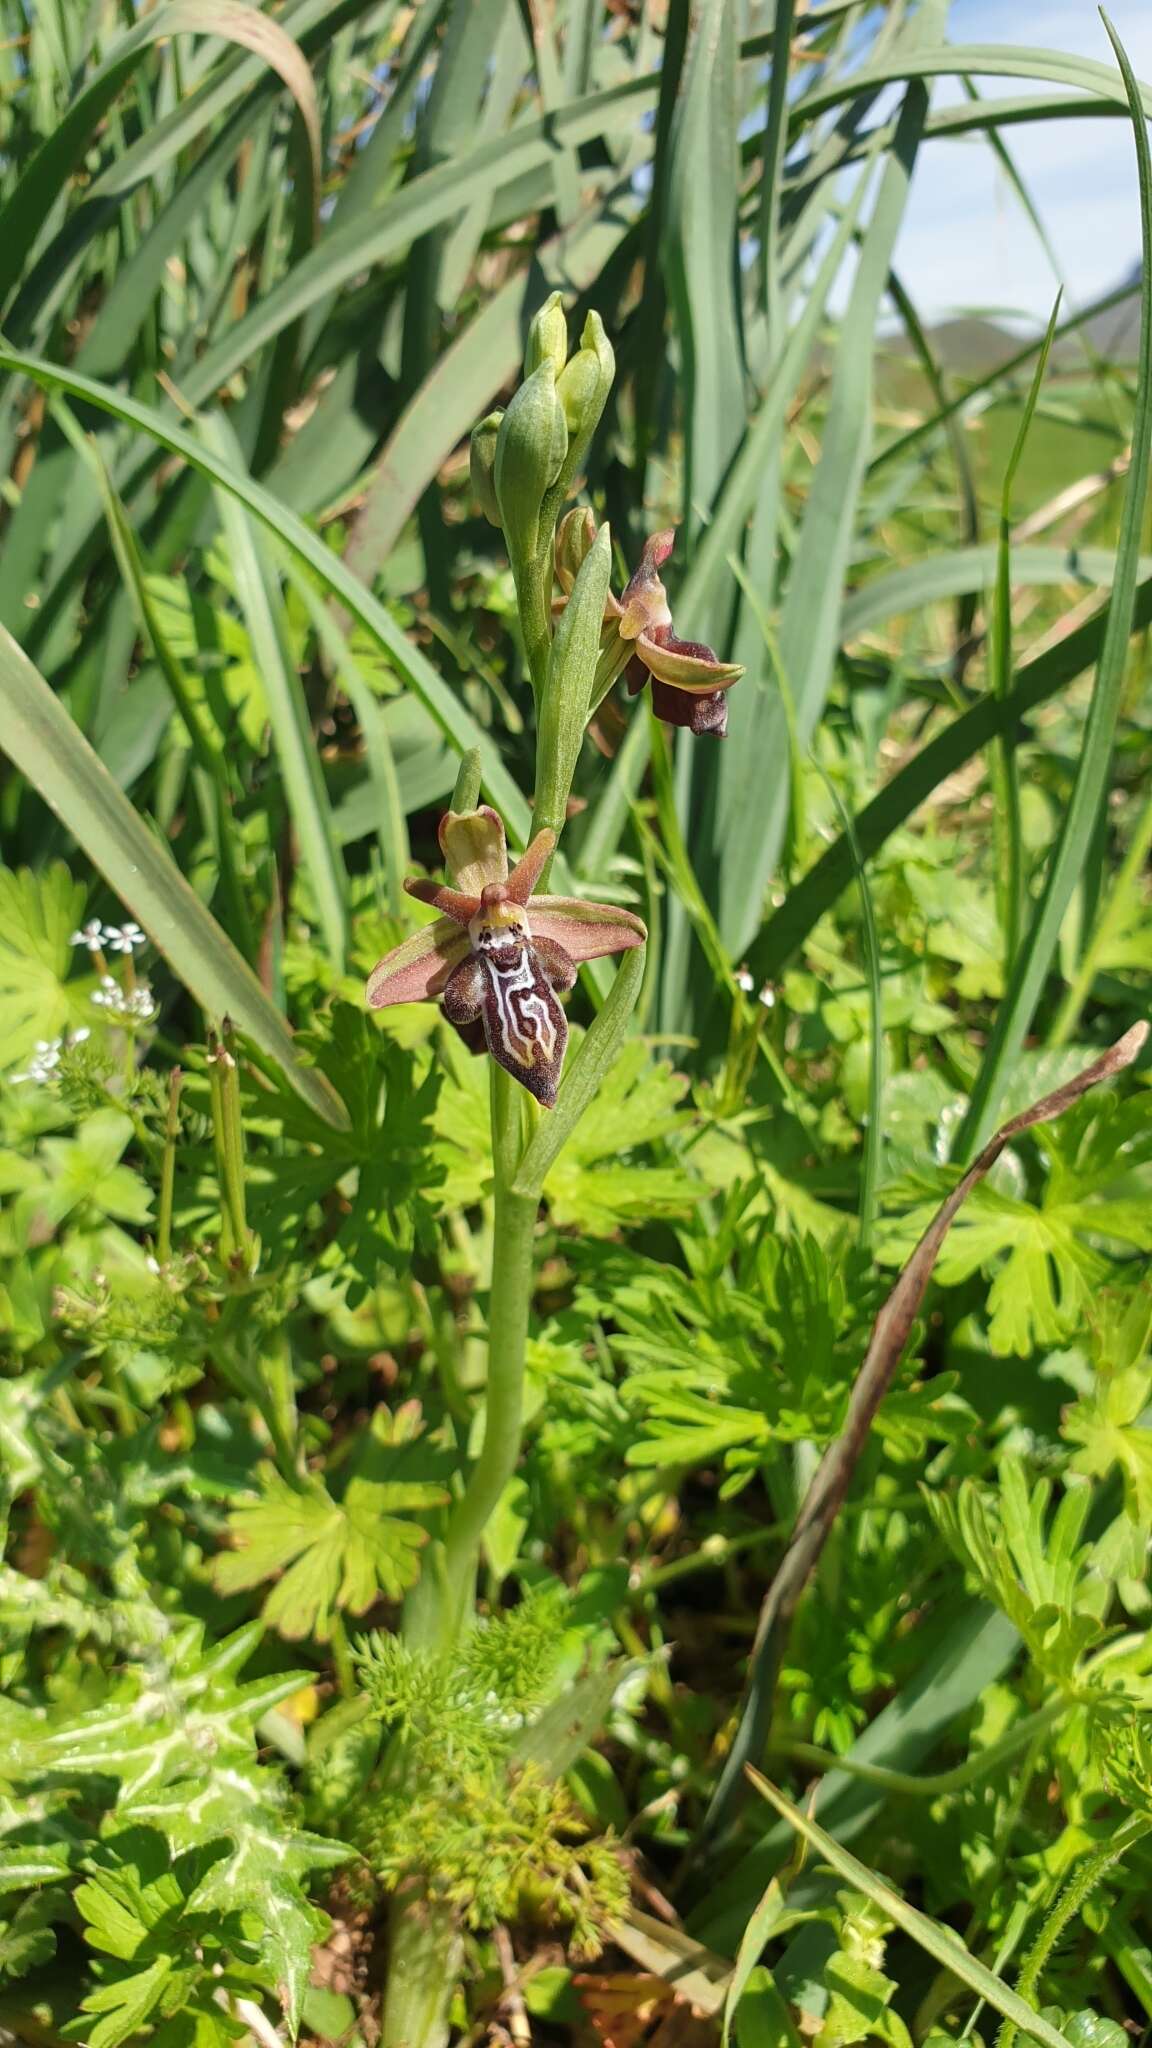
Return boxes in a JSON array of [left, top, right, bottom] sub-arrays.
[[879, 267, 1141, 375]]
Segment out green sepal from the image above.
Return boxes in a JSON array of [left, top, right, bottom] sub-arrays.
[[535, 521, 613, 841], [469, 411, 503, 526], [494, 362, 568, 567], [554, 505, 597, 594], [450, 747, 483, 815], [554, 311, 614, 489], [524, 290, 568, 378]]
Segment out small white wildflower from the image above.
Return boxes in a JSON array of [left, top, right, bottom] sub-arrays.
[[71, 1027, 91, 1045], [91, 975, 119, 1011], [91, 977, 156, 1023], [104, 922, 146, 955], [71, 918, 105, 952], [757, 984, 776, 1009], [735, 967, 754, 993], [11, 1037, 63, 1085], [146, 1255, 161, 1276]]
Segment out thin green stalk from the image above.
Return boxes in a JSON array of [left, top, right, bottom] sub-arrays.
[[517, 541, 554, 704], [329, 1614, 356, 1702], [206, 1035, 235, 1264], [817, 770, 883, 1252], [1049, 783, 1152, 1044], [779, 1696, 1066, 1799], [155, 1065, 181, 1267], [987, 294, 1061, 969], [208, 1029, 250, 1268]]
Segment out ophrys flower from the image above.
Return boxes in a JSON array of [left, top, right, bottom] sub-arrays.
[[556, 514, 745, 737], [366, 807, 645, 1108]]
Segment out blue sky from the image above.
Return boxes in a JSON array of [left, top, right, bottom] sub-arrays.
[[889, 0, 1152, 325]]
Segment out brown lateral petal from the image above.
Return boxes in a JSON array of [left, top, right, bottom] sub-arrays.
[[527, 896, 647, 962], [441, 954, 486, 1026], [532, 934, 578, 992], [505, 828, 556, 904], [404, 877, 481, 925], [366, 919, 471, 1009]]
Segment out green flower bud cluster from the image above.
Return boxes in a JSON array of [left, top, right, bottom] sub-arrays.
[[467, 291, 615, 573], [467, 291, 616, 717]]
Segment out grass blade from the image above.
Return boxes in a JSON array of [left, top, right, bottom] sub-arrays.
[[201, 411, 348, 969], [0, 0, 320, 317], [0, 345, 532, 843], [749, 575, 1152, 987], [953, 14, 1152, 1158], [721, 52, 934, 955], [841, 541, 1145, 636], [746, 1774, 1073, 2048], [987, 295, 1061, 969], [0, 621, 346, 1128]]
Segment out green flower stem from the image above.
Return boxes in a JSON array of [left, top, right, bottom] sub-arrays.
[[380, 1894, 464, 2048], [433, 1065, 537, 1644], [996, 1815, 1152, 2048], [156, 1066, 182, 1267], [517, 542, 554, 703]]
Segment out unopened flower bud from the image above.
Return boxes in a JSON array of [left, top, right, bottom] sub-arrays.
[[469, 411, 503, 526], [554, 506, 597, 594], [556, 310, 614, 451], [524, 290, 569, 379], [495, 361, 568, 564]]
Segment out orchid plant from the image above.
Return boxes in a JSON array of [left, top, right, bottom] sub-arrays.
[[364, 294, 744, 2048]]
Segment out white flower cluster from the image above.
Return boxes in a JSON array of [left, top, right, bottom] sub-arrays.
[[12, 1028, 91, 1085], [71, 919, 147, 955], [91, 976, 157, 1023]]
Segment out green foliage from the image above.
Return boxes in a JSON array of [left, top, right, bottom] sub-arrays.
[[354, 1602, 628, 1955], [215, 1407, 450, 1639], [0, 866, 90, 1073], [880, 1092, 1152, 1355], [926, 1459, 1112, 1683], [1, 0, 1152, 2041]]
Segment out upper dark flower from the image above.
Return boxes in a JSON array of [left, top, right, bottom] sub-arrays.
[[556, 514, 745, 738]]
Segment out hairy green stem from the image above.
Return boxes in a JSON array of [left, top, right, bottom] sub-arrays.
[[435, 1067, 536, 1642], [996, 1815, 1151, 2048], [380, 1895, 464, 2048]]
